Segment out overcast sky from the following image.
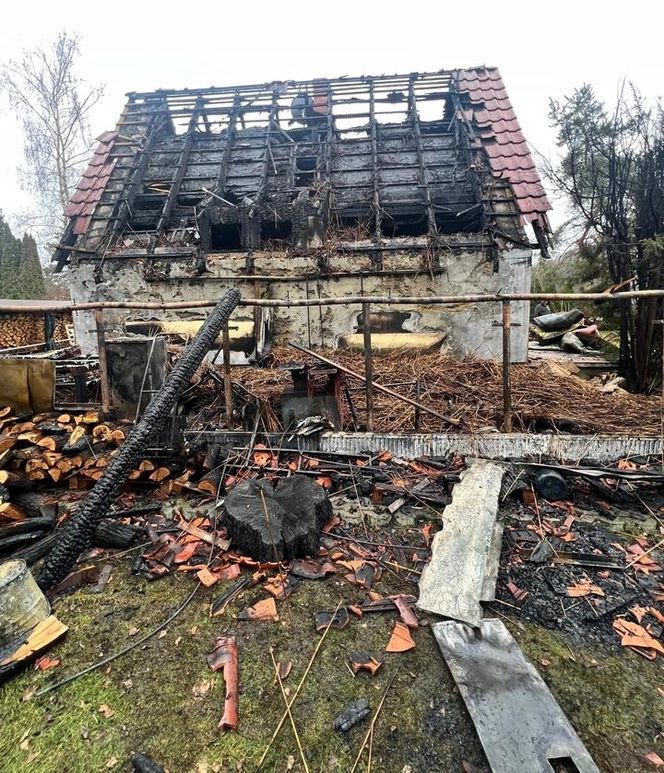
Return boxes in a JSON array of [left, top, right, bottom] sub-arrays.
[[1, 0, 662, 237]]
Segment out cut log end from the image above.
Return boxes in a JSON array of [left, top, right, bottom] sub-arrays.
[[223, 475, 331, 562]]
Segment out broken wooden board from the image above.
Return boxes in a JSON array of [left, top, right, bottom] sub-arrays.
[[417, 459, 503, 626], [432, 619, 599, 773], [0, 615, 67, 682]]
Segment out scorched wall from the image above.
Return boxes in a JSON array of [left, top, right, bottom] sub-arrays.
[[68, 247, 531, 362]]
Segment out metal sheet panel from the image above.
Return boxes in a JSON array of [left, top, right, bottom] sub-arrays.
[[417, 459, 503, 626], [190, 430, 664, 464], [433, 619, 599, 773]]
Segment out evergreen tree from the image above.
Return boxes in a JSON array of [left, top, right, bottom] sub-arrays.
[[0, 212, 45, 299], [19, 234, 45, 298]]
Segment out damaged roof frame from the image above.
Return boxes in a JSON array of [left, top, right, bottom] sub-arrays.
[[55, 68, 552, 269]]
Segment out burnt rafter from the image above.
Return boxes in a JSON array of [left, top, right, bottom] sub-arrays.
[[55, 68, 552, 267]]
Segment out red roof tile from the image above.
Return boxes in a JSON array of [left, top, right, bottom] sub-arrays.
[[64, 131, 118, 234], [457, 67, 552, 231]]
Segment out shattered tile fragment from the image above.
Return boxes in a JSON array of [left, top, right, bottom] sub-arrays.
[[237, 597, 279, 622], [386, 621, 416, 653]]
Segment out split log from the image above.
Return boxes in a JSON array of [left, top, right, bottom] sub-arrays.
[[0, 470, 32, 490], [12, 532, 60, 565], [55, 458, 76, 475], [15, 447, 46, 462], [93, 424, 112, 441], [63, 426, 88, 454], [197, 469, 222, 496], [17, 431, 43, 446], [93, 519, 142, 549], [0, 503, 27, 522], [148, 467, 171, 483], [223, 475, 332, 562], [0, 448, 13, 470], [25, 459, 49, 477], [0, 532, 43, 555], [0, 515, 55, 539], [12, 493, 52, 519], [10, 421, 35, 435], [80, 410, 101, 425], [36, 436, 59, 452], [110, 429, 126, 446], [38, 422, 68, 436], [42, 451, 63, 467], [0, 435, 16, 453]]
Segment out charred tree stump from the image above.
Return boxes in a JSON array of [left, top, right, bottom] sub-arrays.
[[223, 474, 332, 562], [36, 289, 242, 589]]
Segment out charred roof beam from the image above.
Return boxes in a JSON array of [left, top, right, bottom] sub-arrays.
[[408, 76, 438, 238], [155, 96, 204, 237], [369, 79, 382, 241], [213, 93, 242, 199], [108, 98, 169, 241]]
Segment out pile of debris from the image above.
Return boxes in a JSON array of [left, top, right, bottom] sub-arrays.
[[188, 346, 662, 435], [499, 461, 664, 659]]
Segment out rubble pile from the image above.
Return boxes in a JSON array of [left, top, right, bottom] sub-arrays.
[[499, 461, 664, 658], [189, 347, 662, 435]]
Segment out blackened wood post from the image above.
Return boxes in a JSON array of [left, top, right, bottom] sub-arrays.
[[222, 323, 234, 429], [363, 302, 374, 432], [502, 300, 512, 433], [95, 309, 111, 414]]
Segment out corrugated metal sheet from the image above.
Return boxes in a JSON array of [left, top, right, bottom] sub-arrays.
[[190, 430, 664, 463], [457, 67, 552, 231], [64, 131, 118, 235]]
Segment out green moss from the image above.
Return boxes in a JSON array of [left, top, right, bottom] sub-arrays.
[[2, 561, 660, 772], [0, 671, 131, 772], [510, 622, 664, 773]]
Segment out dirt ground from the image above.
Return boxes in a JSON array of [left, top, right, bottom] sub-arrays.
[[1, 500, 663, 773]]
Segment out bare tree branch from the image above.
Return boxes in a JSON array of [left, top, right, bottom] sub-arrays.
[[0, 32, 104, 251]]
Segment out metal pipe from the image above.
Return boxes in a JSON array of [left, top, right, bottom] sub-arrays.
[[4, 289, 664, 315], [502, 300, 512, 433], [362, 302, 374, 432], [94, 309, 111, 414]]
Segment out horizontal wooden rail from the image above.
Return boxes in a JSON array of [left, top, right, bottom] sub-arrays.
[[2, 289, 664, 315]]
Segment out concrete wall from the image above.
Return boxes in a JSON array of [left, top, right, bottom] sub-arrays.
[[69, 247, 531, 361]]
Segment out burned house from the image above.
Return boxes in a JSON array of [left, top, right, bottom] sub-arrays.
[[55, 68, 551, 360]]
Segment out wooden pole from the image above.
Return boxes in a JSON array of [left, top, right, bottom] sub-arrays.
[[5, 289, 664, 315], [502, 300, 512, 433], [94, 309, 111, 415], [362, 302, 374, 432], [222, 323, 234, 429]]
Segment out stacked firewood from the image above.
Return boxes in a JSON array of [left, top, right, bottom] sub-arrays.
[[0, 406, 193, 524], [0, 312, 68, 348]]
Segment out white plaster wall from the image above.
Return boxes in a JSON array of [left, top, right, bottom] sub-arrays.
[[68, 248, 531, 361]]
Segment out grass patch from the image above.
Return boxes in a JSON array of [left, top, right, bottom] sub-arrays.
[[1, 560, 661, 772]]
